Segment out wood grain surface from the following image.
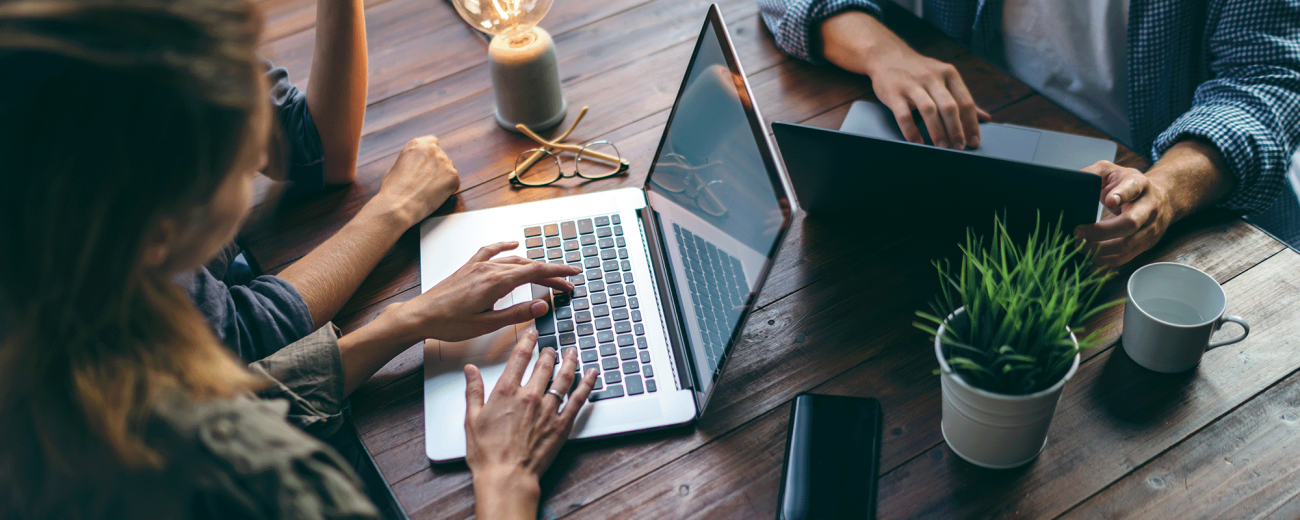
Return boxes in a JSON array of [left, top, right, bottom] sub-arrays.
[[246, 0, 1300, 517]]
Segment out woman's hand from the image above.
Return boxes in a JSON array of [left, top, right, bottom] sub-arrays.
[[464, 331, 599, 520], [381, 242, 580, 343]]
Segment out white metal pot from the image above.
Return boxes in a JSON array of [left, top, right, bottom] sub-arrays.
[[935, 307, 1080, 469]]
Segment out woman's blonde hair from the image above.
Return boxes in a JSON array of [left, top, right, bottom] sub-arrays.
[[0, 0, 269, 514]]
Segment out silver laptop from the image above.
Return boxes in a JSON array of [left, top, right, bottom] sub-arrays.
[[839, 100, 1117, 170], [419, 5, 794, 462]]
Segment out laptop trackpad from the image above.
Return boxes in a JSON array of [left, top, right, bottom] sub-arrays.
[[967, 124, 1039, 163]]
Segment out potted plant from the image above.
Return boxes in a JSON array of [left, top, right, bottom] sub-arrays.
[[914, 215, 1121, 468]]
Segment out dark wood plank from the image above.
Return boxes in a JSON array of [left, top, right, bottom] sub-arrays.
[[1060, 366, 1300, 520]]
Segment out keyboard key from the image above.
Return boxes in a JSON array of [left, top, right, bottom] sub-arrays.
[[597, 331, 615, 344], [594, 305, 610, 317], [559, 333, 576, 345], [586, 269, 603, 280], [555, 307, 572, 320], [614, 225, 623, 236], [577, 323, 594, 336], [560, 221, 577, 240], [581, 350, 598, 363], [537, 335, 558, 350], [557, 320, 575, 333], [565, 251, 581, 262], [615, 321, 632, 334], [637, 337, 648, 349], [632, 310, 642, 322], [605, 272, 622, 284], [579, 336, 597, 349], [647, 379, 657, 393], [577, 218, 594, 235], [626, 284, 637, 296], [603, 260, 620, 272], [618, 248, 629, 259], [584, 257, 601, 269], [525, 237, 543, 248], [582, 245, 599, 257], [625, 375, 644, 395], [544, 224, 559, 237], [583, 362, 601, 375], [569, 274, 586, 286], [621, 260, 632, 271], [616, 236, 626, 247], [608, 284, 624, 296], [574, 286, 588, 298], [546, 237, 561, 248], [594, 216, 610, 226], [629, 297, 639, 309], [574, 311, 592, 323], [639, 351, 650, 363], [525, 226, 543, 237], [547, 249, 562, 260], [612, 308, 629, 321], [563, 240, 578, 251], [643, 365, 654, 378], [590, 385, 623, 401], [592, 377, 604, 391], [527, 249, 544, 259], [597, 227, 612, 238], [600, 249, 617, 260], [622, 361, 639, 374], [619, 346, 636, 360], [634, 323, 645, 335], [572, 298, 590, 311], [610, 296, 627, 308], [580, 234, 596, 246], [536, 313, 555, 335], [589, 280, 606, 293], [612, 214, 621, 224], [598, 237, 615, 249], [602, 357, 619, 371], [599, 343, 616, 357], [595, 317, 612, 330], [604, 371, 622, 384], [591, 293, 608, 305]]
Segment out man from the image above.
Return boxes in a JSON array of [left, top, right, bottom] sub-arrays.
[[760, 0, 1300, 264], [184, 0, 461, 362]]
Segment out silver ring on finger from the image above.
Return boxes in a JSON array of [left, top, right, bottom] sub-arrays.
[[546, 388, 565, 401]]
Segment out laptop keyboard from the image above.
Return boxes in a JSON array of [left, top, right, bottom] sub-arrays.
[[672, 223, 749, 371], [524, 213, 658, 402]]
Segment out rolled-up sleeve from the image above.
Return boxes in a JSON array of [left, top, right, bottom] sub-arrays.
[[1151, 0, 1300, 214], [185, 265, 314, 363], [249, 325, 348, 439], [759, 0, 883, 64], [264, 59, 326, 191]]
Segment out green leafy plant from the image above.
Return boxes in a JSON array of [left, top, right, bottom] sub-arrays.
[[914, 213, 1123, 395]]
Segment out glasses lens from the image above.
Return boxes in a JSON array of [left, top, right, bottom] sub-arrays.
[[697, 181, 727, 216], [650, 153, 689, 192], [575, 141, 624, 179], [516, 149, 562, 186]]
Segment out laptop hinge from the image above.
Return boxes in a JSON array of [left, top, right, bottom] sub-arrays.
[[638, 205, 695, 391]]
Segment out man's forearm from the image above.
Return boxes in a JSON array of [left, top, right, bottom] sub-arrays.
[[277, 201, 410, 329], [1146, 138, 1236, 222], [307, 0, 368, 185]]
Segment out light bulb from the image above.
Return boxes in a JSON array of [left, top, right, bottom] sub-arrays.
[[451, 0, 553, 36]]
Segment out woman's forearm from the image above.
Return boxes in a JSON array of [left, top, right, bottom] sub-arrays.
[[306, 0, 368, 185]]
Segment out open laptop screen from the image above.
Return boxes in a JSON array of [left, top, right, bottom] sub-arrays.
[[644, 8, 790, 411]]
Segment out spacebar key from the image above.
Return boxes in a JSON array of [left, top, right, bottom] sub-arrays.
[[588, 385, 624, 401]]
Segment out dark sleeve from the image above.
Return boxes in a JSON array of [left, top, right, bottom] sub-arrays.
[[1151, 0, 1300, 214], [248, 325, 348, 439], [183, 265, 314, 363], [264, 58, 326, 191], [758, 0, 883, 64]]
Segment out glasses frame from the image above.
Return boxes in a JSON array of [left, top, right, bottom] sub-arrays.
[[508, 106, 631, 187], [651, 152, 729, 216]]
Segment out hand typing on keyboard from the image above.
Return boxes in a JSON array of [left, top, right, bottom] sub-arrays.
[[373, 242, 580, 343]]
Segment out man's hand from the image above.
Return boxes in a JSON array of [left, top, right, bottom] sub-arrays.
[[1074, 161, 1175, 267], [373, 136, 461, 228], [380, 242, 579, 343], [465, 331, 598, 520], [820, 11, 990, 150]]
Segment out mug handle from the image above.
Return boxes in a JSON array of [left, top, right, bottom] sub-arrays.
[[1207, 315, 1250, 350]]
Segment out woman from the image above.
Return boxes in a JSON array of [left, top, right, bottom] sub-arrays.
[[0, 1, 596, 518]]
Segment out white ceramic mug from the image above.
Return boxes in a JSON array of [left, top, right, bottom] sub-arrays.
[[1122, 262, 1250, 373]]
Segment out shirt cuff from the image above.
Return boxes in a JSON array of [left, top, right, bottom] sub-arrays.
[[249, 324, 347, 439], [796, 0, 883, 65], [1152, 103, 1291, 214]]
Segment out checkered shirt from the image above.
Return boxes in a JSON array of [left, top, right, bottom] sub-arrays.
[[758, 0, 1300, 214]]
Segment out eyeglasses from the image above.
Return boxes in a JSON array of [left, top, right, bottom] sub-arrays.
[[509, 106, 631, 187], [649, 152, 728, 216]]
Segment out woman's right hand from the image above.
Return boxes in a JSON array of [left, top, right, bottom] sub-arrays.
[[381, 242, 580, 343], [465, 331, 599, 520]]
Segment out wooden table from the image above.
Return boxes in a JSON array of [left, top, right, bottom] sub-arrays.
[[248, 0, 1300, 517]]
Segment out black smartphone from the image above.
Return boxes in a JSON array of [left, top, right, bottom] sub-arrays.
[[777, 393, 884, 520]]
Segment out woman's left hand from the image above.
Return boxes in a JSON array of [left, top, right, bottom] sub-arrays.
[[464, 330, 598, 519]]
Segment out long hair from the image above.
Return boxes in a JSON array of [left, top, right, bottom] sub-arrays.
[[0, 0, 268, 516]]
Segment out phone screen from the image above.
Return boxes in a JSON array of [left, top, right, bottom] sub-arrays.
[[778, 394, 883, 520]]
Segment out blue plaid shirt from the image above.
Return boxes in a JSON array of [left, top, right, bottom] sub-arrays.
[[759, 0, 1300, 215]]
